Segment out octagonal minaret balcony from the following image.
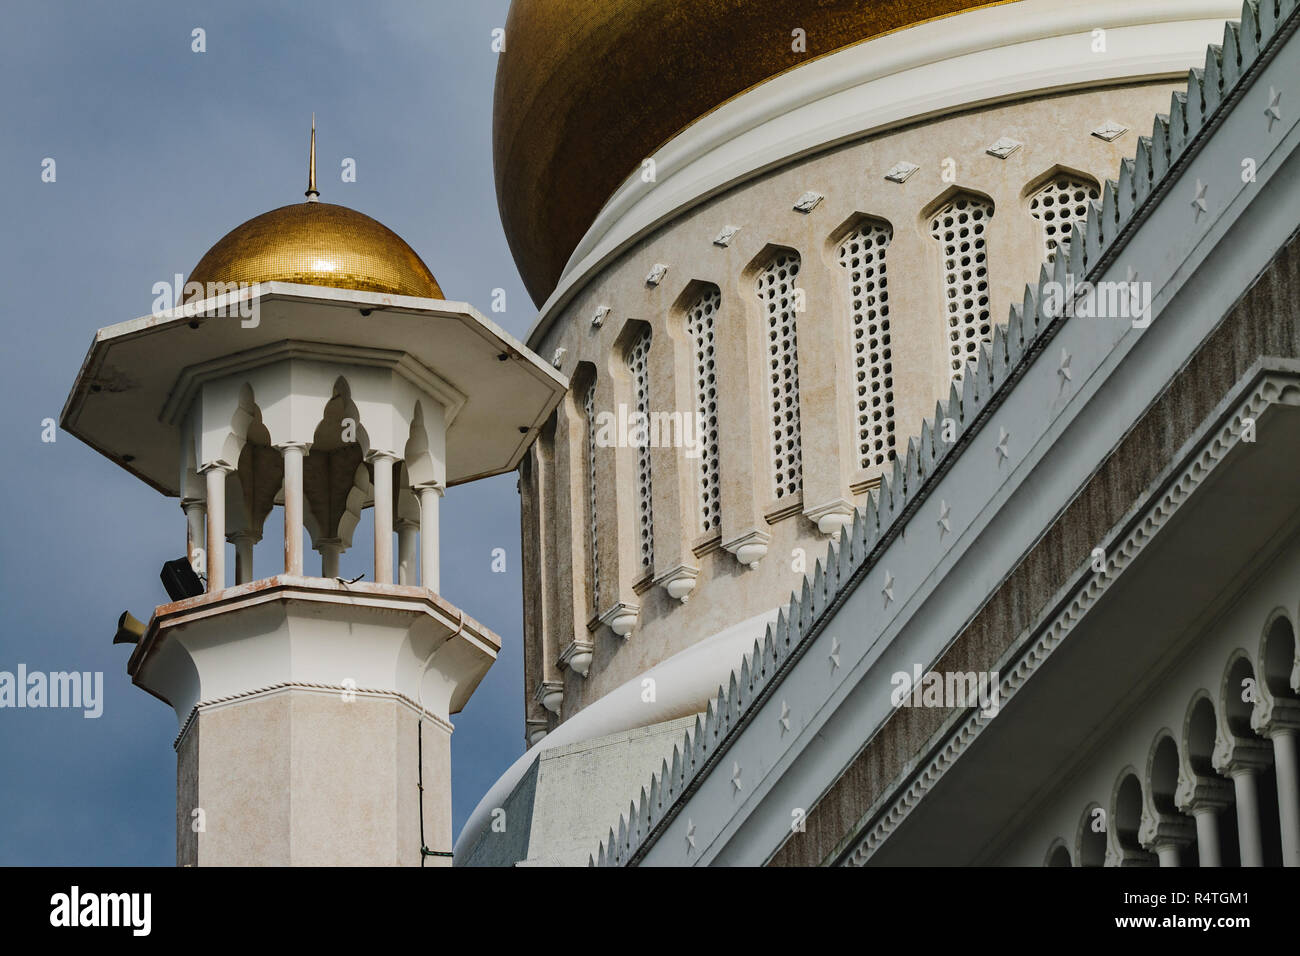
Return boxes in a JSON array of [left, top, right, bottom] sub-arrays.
[[64, 281, 565, 595]]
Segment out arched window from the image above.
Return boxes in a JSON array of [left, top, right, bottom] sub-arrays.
[[1078, 804, 1107, 867], [1046, 843, 1072, 867], [685, 286, 722, 533], [837, 219, 896, 470], [584, 380, 600, 605], [930, 194, 994, 381], [626, 328, 654, 569], [1028, 174, 1100, 264], [756, 251, 803, 500], [1114, 773, 1152, 863]]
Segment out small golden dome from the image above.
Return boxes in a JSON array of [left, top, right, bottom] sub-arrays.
[[494, 0, 1012, 305], [188, 201, 443, 299]]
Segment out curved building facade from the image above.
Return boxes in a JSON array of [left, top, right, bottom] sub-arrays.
[[506, 0, 1241, 742]]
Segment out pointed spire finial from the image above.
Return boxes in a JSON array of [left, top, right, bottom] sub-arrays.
[[305, 113, 320, 202]]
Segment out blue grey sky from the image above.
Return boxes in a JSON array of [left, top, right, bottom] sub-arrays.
[[0, 0, 527, 864]]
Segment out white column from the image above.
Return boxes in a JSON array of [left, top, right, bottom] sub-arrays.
[[202, 465, 229, 592], [1192, 803, 1226, 867], [370, 453, 396, 585], [1177, 780, 1231, 868], [1140, 811, 1194, 868], [396, 519, 418, 585], [317, 538, 342, 578], [1229, 766, 1265, 867], [182, 498, 206, 573], [231, 532, 257, 585], [279, 443, 307, 576], [417, 485, 443, 592], [1267, 726, 1300, 866]]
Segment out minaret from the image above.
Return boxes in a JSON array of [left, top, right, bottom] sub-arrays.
[[62, 127, 566, 865]]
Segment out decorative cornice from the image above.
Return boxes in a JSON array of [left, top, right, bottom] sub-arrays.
[[173, 680, 454, 750], [690, 530, 723, 558], [161, 339, 468, 429], [763, 499, 804, 524], [849, 474, 884, 496], [845, 369, 1300, 866]]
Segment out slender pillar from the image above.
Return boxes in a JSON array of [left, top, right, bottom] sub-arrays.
[[1266, 724, 1300, 866], [1192, 805, 1224, 867], [418, 484, 443, 592], [370, 453, 396, 585], [1177, 779, 1232, 867], [396, 519, 418, 585], [202, 465, 228, 592], [231, 532, 258, 585], [279, 443, 307, 575], [182, 498, 206, 573], [318, 538, 343, 579], [1140, 813, 1193, 868], [1229, 767, 1265, 866]]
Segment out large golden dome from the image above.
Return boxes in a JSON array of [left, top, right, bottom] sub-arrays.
[[494, 0, 1011, 305], [188, 201, 443, 299]]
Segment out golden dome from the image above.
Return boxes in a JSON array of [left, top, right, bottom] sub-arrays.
[[494, 0, 1012, 305], [188, 201, 443, 299]]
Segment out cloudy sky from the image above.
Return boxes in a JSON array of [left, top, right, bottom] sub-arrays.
[[0, 0, 528, 864]]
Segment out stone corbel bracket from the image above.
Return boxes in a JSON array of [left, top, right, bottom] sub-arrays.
[[559, 638, 595, 677], [534, 679, 564, 716], [722, 529, 771, 570], [599, 602, 640, 639], [654, 564, 700, 604]]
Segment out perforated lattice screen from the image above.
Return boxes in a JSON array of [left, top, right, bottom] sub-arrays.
[[838, 220, 896, 470], [627, 329, 654, 568], [1029, 174, 1101, 264], [930, 195, 994, 380], [686, 287, 722, 532], [584, 380, 600, 604], [756, 252, 803, 500]]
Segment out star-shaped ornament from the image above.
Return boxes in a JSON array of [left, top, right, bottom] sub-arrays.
[[1191, 179, 1208, 221], [1266, 86, 1282, 132]]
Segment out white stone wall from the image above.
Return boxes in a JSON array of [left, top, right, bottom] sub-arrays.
[[522, 81, 1185, 733]]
